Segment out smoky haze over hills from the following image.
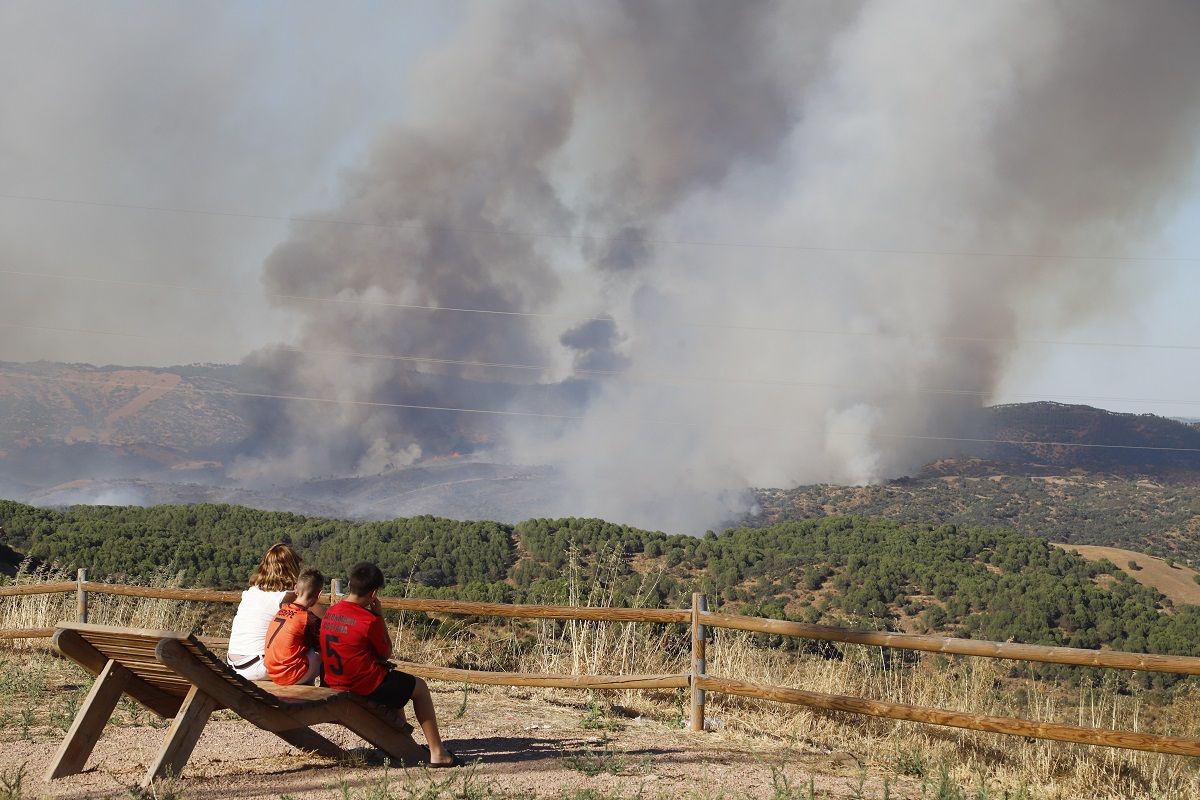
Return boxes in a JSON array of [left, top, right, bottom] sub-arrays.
[[3, 361, 1200, 531], [234, 2, 1200, 531], [3, 4, 1200, 532]]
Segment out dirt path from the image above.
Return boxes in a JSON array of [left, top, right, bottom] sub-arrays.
[[1054, 543, 1200, 606], [6, 688, 917, 800]]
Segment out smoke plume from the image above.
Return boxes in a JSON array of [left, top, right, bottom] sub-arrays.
[[241, 0, 1200, 532]]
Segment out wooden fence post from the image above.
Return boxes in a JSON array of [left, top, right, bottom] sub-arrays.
[[690, 592, 707, 732], [331, 579, 343, 603], [77, 568, 88, 624]]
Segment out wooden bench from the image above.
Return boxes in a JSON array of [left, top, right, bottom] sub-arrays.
[[46, 622, 426, 787]]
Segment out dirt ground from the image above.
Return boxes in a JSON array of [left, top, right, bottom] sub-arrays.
[[4, 686, 926, 800]]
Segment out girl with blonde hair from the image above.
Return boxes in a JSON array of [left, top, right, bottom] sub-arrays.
[[227, 543, 304, 681]]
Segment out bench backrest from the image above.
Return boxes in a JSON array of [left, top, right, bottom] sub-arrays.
[[58, 623, 196, 700], [56, 622, 285, 710]]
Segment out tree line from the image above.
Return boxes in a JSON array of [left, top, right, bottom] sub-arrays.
[[3, 500, 1199, 667]]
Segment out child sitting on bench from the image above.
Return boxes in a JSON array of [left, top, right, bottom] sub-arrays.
[[265, 568, 324, 686], [320, 562, 459, 767]]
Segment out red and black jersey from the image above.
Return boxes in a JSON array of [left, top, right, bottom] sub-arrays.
[[319, 600, 389, 695]]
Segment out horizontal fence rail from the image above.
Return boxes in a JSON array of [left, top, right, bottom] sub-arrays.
[[378, 597, 692, 624], [4, 576, 1200, 756], [0, 626, 53, 639], [697, 675, 1200, 758], [0, 581, 691, 623], [700, 611, 1200, 675], [392, 659, 690, 690], [84, 582, 243, 604], [0, 581, 77, 598]]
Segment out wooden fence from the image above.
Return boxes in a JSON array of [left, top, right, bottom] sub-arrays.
[[4, 571, 1200, 756]]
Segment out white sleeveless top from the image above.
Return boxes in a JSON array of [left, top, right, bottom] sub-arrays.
[[227, 586, 287, 659]]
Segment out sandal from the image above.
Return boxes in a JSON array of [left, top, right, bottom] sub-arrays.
[[427, 748, 462, 768]]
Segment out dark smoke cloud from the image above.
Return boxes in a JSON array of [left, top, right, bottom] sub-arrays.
[[234, 0, 838, 482], [239, 1, 1200, 531], [560, 319, 628, 373]]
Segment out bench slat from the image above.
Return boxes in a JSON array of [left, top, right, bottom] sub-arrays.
[[253, 681, 342, 702], [47, 623, 426, 786]]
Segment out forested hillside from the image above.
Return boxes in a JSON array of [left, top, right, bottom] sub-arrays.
[[753, 474, 1200, 564], [3, 500, 1200, 665]]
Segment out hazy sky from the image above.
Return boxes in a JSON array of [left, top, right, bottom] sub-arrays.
[[0, 0, 456, 368], [3, 0, 1200, 420], [992, 184, 1200, 419]]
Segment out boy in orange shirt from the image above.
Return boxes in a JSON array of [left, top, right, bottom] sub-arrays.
[[265, 568, 324, 686], [321, 562, 458, 766]]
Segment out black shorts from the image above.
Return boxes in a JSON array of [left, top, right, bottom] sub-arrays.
[[367, 670, 416, 709]]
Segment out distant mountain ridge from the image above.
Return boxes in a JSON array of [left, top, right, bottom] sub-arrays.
[[6, 362, 1199, 476], [0, 360, 247, 462], [751, 403, 1200, 563], [971, 401, 1200, 479], [4, 360, 1200, 528]]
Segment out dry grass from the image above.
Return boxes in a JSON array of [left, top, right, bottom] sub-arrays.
[[4, 559, 1200, 798], [1054, 543, 1200, 607], [0, 559, 230, 648], [388, 548, 689, 687], [383, 552, 1200, 800], [704, 632, 1200, 799]]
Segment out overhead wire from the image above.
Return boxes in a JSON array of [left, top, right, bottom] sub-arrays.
[[3, 267, 1200, 353], [3, 369, 1200, 455], [2, 191, 1197, 264], [3, 191, 1200, 353], [4, 319, 1200, 409], [4, 191, 1199, 451]]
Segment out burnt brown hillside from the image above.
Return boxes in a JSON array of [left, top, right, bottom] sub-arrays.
[[0, 361, 248, 454], [0, 360, 586, 482]]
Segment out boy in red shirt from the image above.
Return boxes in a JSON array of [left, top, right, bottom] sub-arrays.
[[321, 562, 458, 767], [265, 568, 324, 685]]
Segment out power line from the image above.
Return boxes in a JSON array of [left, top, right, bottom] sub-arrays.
[[4, 267, 1200, 353], [2, 191, 1197, 264], [0, 369, 681, 428], [0, 268, 573, 321], [5, 319, 1200, 409], [4, 369, 1200, 454]]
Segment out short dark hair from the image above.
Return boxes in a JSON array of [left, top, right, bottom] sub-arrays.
[[347, 561, 385, 596], [295, 568, 324, 595]]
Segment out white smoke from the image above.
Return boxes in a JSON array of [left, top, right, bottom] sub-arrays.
[[244, 0, 1200, 531]]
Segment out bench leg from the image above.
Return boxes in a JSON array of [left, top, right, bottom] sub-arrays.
[[46, 659, 131, 780], [142, 685, 218, 788], [338, 703, 428, 767]]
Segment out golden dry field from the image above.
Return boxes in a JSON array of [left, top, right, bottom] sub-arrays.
[[1055, 544, 1200, 607]]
